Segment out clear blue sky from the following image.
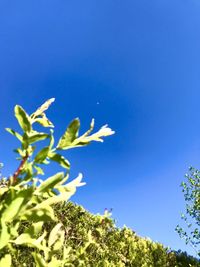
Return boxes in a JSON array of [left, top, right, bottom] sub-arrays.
[[1, 0, 200, 256]]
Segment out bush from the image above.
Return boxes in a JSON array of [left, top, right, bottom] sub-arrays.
[[6, 201, 200, 266]]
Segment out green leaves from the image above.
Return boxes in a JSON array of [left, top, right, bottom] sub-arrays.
[[37, 172, 64, 193], [57, 118, 115, 150], [32, 253, 46, 267], [32, 98, 55, 118], [34, 147, 50, 163], [14, 105, 32, 133], [0, 98, 115, 266], [21, 206, 55, 222], [48, 223, 63, 247], [49, 153, 70, 169], [5, 128, 22, 142], [176, 167, 200, 254], [35, 117, 54, 128], [1, 188, 33, 223], [57, 118, 80, 149], [0, 254, 11, 267], [0, 220, 10, 250], [25, 132, 49, 144]]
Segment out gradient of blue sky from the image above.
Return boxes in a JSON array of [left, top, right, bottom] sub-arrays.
[[1, 0, 200, 255]]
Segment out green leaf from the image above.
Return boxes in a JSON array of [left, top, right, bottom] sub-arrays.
[[78, 118, 95, 139], [5, 128, 23, 142], [53, 230, 65, 251], [48, 257, 62, 267], [64, 173, 85, 190], [32, 253, 46, 267], [25, 222, 43, 236], [37, 172, 64, 193], [0, 220, 10, 250], [0, 254, 12, 267], [35, 117, 54, 127], [34, 147, 50, 163], [21, 206, 55, 222], [13, 232, 46, 251], [27, 132, 49, 144], [13, 233, 33, 245], [36, 191, 75, 208], [48, 153, 70, 169], [55, 173, 85, 194], [49, 129, 54, 149], [14, 105, 32, 132], [10, 221, 20, 237], [2, 188, 33, 222], [63, 247, 71, 260], [74, 124, 115, 145], [48, 223, 62, 247], [57, 118, 80, 149], [13, 148, 26, 157], [34, 165, 44, 175], [32, 98, 55, 118], [0, 187, 8, 197]]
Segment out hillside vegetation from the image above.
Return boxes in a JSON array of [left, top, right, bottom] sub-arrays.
[[0, 99, 199, 266], [8, 201, 200, 267]]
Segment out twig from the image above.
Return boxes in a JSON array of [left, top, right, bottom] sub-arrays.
[[11, 153, 29, 185]]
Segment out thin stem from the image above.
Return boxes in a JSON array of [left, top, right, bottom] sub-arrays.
[[11, 153, 29, 185]]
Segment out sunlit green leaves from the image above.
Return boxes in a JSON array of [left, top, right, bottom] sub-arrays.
[[48, 153, 70, 169], [57, 118, 115, 150], [21, 206, 55, 222], [34, 165, 44, 175], [0, 254, 11, 267], [176, 167, 200, 255], [48, 223, 63, 247], [0, 220, 10, 250], [75, 124, 115, 144], [5, 128, 22, 142], [57, 118, 80, 149], [22, 132, 49, 150], [37, 172, 64, 193], [32, 253, 46, 267], [35, 116, 54, 128], [24, 222, 43, 237], [0, 98, 115, 266], [26, 132, 49, 144], [32, 98, 55, 118], [1, 187, 33, 222], [14, 105, 32, 133], [34, 147, 49, 163]]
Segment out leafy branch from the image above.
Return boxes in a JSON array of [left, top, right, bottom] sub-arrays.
[[0, 98, 114, 266]]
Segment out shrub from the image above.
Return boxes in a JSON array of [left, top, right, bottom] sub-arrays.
[[6, 201, 200, 267]]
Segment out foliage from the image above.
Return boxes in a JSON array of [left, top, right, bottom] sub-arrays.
[[3, 201, 200, 267], [0, 99, 114, 266], [173, 250, 200, 267], [0, 99, 199, 266], [176, 167, 200, 256]]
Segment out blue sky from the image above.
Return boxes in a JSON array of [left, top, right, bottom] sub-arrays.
[[1, 0, 200, 255]]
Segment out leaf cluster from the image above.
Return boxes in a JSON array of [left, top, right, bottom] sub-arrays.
[[0, 99, 114, 266], [7, 201, 200, 267], [176, 167, 200, 256]]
